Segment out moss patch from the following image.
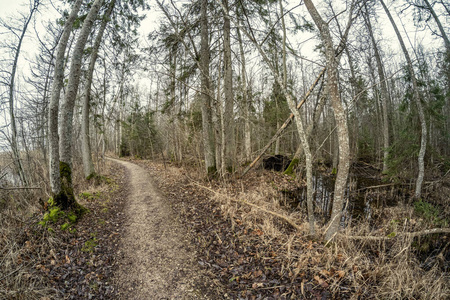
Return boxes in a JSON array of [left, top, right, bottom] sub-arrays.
[[53, 161, 87, 218], [284, 158, 299, 176]]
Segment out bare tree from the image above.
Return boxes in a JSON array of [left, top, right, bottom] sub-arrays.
[[303, 0, 352, 241], [362, 3, 391, 174], [235, 6, 251, 162], [0, 0, 41, 185], [200, 0, 216, 175], [223, 0, 234, 172], [81, 0, 116, 179], [48, 0, 83, 202], [380, 0, 427, 200]]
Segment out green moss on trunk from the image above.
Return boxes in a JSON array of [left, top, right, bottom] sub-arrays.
[[86, 172, 96, 181], [284, 158, 299, 175], [331, 167, 337, 175], [54, 161, 87, 218]]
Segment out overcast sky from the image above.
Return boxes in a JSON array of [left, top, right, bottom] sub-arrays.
[[0, 0, 446, 98]]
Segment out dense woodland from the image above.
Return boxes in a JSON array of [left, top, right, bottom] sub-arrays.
[[0, 0, 449, 298]]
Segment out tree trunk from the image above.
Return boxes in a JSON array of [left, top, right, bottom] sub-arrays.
[[58, 0, 103, 209], [303, 0, 351, 241], [236, 14, 251, 162], [200, 0, 216, 175], [82, 0, 115, 180], [277, 0, 315, 235], [8, 1, 40, 186], [48, 0, 83, 197], [380, 0, 427, 199], [285, 88, 326, 175], [223, 0, 234, 172], [423, 0, 450, 50], [363, 5, 390, 174]]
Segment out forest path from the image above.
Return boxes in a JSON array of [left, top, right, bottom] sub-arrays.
[[108, 158, 208, 299]]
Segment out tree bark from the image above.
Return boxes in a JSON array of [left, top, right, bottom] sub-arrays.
[[58, 0, 103, 209], [200, 0, 216, 175], [277, 0, 314, 235], [363, 6, 390, 174], [82, 0, 115, 180], [303, 0, 351, 241], [223, 0, 234, 172], [380, 0, 427, 200], [60, 0, 104, 167], [48, 0, 83, 196], [236, 12, 251, 162]]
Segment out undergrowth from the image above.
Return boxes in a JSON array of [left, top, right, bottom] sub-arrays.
[[213, 178, 450, 298], [155, 159, 449, 299], [0, 188, 57, 299], [0, 156, 116, 299]]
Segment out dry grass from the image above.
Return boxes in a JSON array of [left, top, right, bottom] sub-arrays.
[[0, 152, 108, 299], [207, 172, 450, 299], [0, 188, 57, 299]]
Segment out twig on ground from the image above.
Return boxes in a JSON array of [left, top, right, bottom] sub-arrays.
[[343, 227, 450, 241]]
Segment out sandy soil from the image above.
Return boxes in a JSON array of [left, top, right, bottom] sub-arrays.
[[108, 158, 211, 299]]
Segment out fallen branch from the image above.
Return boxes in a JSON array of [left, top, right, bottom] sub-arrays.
[[191, 181, 302, 231], [343, 227, 450, 241], [0, 186, 41, 190], [241, 67, 326, 177], [355, 182, 411, 192]]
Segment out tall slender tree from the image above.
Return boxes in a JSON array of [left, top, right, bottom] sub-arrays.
[[1, 0, 41, 185], [200, 0, 216, 175], [57, 0, 104, 209], [303, 0, 352, 241], [81, 0, 116, 179], [380, 0, 427, 200], [48, 0, 83, 204], [362, 3, 391, 173], [223, 0, 234, 172]]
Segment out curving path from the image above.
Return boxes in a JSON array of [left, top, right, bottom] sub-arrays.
[[108, 158, 208, 299]]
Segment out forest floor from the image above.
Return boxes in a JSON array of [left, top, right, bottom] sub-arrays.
[[2, 157, 447, 299]]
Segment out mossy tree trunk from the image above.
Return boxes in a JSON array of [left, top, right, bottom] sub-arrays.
[[48, 0, 83, 197], [57, 0, 103, 211], [284, 91, 326, 176]]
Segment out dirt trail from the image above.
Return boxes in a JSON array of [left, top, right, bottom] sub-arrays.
[[108, 158, 210, 299]]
